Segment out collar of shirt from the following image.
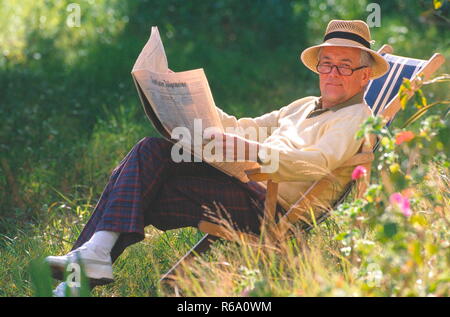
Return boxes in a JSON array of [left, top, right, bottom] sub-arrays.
[[306, 91, 365, 119]]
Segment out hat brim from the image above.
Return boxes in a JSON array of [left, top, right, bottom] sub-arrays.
[[300, 39, 390, 80]]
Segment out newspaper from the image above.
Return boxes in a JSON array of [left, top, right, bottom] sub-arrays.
[[131, 26, 260, 182]]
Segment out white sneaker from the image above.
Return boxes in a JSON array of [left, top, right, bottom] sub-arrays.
[[52, 282, 80, 297], [46, 244, 114, 286]]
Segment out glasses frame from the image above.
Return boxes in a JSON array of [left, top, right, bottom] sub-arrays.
[[316, 63, 368, 76]]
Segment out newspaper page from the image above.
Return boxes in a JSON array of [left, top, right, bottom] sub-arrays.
[[132, 68, 223, 134], [132, 26, 168, 73], [131, 26, 260, 182]]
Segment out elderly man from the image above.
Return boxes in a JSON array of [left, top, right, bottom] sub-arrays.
[[47, 20, 389, 295]]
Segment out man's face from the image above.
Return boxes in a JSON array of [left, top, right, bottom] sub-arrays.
[[318, 46, 371, 108]]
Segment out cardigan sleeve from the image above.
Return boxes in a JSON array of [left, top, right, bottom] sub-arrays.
[[215, 107, 282, 143]]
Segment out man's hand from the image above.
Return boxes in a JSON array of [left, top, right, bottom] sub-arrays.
[[211, 132, 260, 162]]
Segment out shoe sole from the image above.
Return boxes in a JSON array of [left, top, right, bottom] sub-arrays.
[[50, 263, 115, 287]]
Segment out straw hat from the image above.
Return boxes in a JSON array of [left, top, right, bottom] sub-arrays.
[[300, 20, 389, 79]]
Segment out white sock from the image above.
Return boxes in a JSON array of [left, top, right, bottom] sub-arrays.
[[83, 231, 119, 257]]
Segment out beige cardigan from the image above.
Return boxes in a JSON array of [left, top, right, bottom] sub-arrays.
[[217, 94, 373, 211]]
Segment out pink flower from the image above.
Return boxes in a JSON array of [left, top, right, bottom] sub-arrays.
[[352, 165, 367, 180], [395, 131, 415, 145], [240, 287, 251, 297], [389, 192, 412, 217], [389, 192, 403, 204]]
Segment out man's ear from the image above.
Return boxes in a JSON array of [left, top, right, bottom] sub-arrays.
[[361, 68, 371, 87]]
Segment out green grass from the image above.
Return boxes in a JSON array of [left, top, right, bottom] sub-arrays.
[[0, 0, 449, 297]]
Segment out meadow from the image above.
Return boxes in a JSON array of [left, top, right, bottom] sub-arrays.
[[0, 0, 448, 296]]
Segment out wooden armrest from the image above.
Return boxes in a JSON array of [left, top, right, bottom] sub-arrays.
[[245, 167, 262, 175], [244, 167, 274, 182], [340, 152, 374, 168]]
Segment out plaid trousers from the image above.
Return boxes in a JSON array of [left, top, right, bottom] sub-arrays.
[[71, 137, 284, 263]]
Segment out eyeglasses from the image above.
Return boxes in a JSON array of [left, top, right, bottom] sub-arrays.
[[316, 63, 368, 76]]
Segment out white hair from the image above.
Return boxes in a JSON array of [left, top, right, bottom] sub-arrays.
[[360, 50, 374, 67], [318, 47, 374, 67]]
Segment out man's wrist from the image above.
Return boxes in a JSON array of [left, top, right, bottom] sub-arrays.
[[257, 144, 270, 164]]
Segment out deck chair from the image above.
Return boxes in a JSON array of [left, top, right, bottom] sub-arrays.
[[160, 45, 445, 284]]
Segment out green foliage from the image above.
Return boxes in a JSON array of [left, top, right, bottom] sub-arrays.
[[329, 81, 449, 296], [28, 258, 53, 297], [401, 74, 450, 128]]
